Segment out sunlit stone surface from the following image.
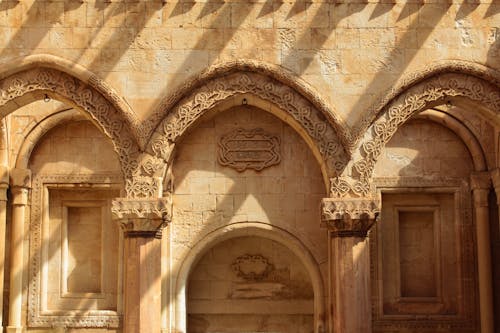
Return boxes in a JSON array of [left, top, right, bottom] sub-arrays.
[[0, 1, 498, 333]]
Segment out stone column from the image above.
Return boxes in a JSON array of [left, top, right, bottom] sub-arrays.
[[473, 172, 495, 333], [7, 169, 31, 333], [322, 197, 379, 333], [112, 197, 171, 333], [491, 168, 500, 236], [0, 167, 8, 333]]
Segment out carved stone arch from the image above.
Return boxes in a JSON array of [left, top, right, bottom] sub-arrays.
[[338, 68, 500, 198], [351, 60, 500, 147], [0, 56, 141, 189], [145, 62, 349, 180], [173, 222, 326, 333]]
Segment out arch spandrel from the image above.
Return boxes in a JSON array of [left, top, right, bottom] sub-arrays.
[[339, 65, 500, 198], [144, 68, 350, 180]]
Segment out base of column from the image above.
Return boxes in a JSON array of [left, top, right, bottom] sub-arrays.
[[6, 326, 23, 333]]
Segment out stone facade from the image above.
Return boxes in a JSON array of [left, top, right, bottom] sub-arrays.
[[0, 1, 498, 333]]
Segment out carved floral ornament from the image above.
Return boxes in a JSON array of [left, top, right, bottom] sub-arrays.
[[0, 67, 143, 192], [3, 61, 499, 201], [144, 71, 349, 180], [321, 198, 380, 237], [329, 72, 500, 198], [111, 196, 172, 238]]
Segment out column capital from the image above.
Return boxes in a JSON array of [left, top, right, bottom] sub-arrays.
[[9, 168, 31, 189], [490, 168, 500, 189], [470, 171, 491, 191], [112, 196, 171, 238], [321, 197, 380, 237]]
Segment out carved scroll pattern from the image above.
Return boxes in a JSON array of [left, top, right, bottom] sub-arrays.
[[349, 60, 500, 149], [333, 73, 500, 198], [218, 128, 280, 172], [0, 68, 141, 194], [147, 72, 348, 177]]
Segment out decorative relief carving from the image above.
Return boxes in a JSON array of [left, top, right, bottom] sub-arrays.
[[0, 68, 141, 183], [146, 59, 350, 151], [146, 70, 349, 177], [229, 254, 313, 300], [346, 72, 500, 198], [350, 60, 500, 149], [218, 128, 280, 172], [112, 196, 172, 238], [28, 174, 123, 328], [231, 254, 274, 281], [330, 176, 371, 198], [321, 198, 380, 237]]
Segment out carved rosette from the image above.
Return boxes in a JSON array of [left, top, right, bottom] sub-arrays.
[[112, 196, 172, 238], [321, 198, 380, 237]]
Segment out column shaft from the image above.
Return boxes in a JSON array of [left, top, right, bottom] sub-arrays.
[[123, 235, 162, 333], [322, 197, 379, 333], [330, 235, 371, 333], [0, 184, 8, 333], [7, 187, 28, 333], [473, 188, 494, 333]]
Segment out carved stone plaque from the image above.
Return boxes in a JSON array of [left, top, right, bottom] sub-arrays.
[[218, 128, 280, 172]]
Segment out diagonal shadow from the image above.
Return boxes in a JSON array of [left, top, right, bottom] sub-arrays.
[[282, 3, 364, 76], [142, 2, 255, 123], [0, 1, 66, 59], [485, 2, 500, 18], [350, 3, 450, 134]]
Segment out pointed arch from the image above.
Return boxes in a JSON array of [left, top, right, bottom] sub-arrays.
[[145, 60, 350, 178], [0, 54, 141, 179], [344, 61, 500, 197]]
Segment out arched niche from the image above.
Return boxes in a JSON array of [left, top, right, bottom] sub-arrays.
[[187, 235, 314, 333], [166, 104, 329, 333], [172, 223, 326, 333]]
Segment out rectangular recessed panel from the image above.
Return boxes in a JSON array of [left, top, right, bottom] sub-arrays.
[[399, 211, 436, 298], [67, 206, 102, 294]]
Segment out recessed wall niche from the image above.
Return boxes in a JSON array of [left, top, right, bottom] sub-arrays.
[[27, 120, 124, 328], [187, 236, 314, 333]]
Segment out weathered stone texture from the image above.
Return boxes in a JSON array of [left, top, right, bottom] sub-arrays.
[[0, 2, 499, 333]]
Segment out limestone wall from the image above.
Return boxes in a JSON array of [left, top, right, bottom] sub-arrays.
[[170, 105, 326, 331], [0, 1, 497, 127]]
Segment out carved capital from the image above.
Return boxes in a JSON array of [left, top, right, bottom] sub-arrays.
[[321, 197, 380, 237], [490, 168, 500, 189], [470, 172, 491, 190], [10, 168, 31, 188], [112, 196, 172, 238]]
